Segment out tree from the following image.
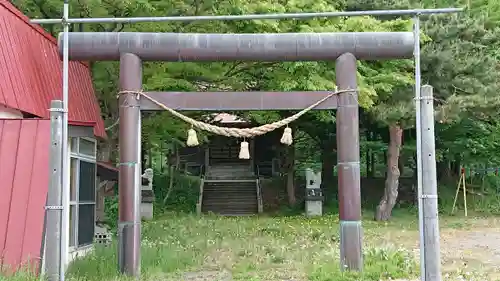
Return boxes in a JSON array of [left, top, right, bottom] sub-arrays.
[[370, 90, 415, 220], [344, 0, 500, 219]]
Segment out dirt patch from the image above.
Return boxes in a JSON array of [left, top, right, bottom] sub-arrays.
[[439, 228, 500, 277], [382, 220, 500, 279]]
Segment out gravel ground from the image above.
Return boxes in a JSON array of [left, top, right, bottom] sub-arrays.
[[398, 226, 500, 280], [438, 228, 500, 279]]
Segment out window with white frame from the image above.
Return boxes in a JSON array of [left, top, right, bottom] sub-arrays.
[[69, 137, 97, 249]]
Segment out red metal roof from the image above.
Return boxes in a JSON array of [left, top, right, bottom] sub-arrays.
[[0, 0, 106, 139], [0, 119, 50, 272]]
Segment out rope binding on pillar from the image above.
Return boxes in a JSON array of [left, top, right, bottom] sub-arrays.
[[118, 88, 358, 159]]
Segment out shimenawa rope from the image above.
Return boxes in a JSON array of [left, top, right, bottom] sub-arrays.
[[119, 88, 358, 159]]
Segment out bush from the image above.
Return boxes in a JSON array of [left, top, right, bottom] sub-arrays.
[[103, 169, 201, 231], [152, 170, 200, 213]]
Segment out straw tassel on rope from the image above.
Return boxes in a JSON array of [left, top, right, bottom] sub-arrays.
[[280, 126, 293, 145], [186, 127, 199, 147], [239, 140, 250, 159]]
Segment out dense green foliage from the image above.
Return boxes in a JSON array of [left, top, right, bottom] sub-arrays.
[[12, 0, 500, 212]]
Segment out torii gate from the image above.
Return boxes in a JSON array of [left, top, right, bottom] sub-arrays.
[[59, 31, 411, 273], [35, 7, 461, 281]]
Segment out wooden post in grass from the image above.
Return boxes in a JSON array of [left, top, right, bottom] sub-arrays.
[[451, 168, 467, 216]]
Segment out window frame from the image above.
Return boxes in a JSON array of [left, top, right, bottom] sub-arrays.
[[69, 137, 97, 251]]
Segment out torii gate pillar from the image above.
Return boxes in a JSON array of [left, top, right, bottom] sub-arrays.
[[336, 53, 362, 270], [118, 53, 142, 276]]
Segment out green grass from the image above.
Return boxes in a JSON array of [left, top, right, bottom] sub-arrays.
[[2, 212, 421, 281], [4, 210, 498, 281]]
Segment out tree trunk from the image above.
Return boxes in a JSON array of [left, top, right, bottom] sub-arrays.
[[285, 145, 296, 206], [375, 124, 403, 221]]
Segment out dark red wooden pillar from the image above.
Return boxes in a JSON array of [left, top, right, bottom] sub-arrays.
[[118, 52, 142, 276], [336, 52, 363, 271]]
